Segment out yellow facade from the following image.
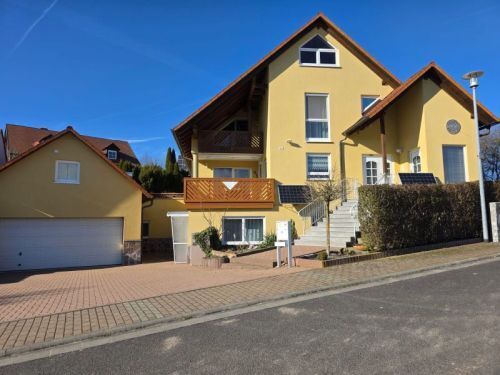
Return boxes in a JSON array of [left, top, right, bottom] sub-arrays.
[[344, 79, 479, 184], [174, 21, 493, 246], [0, 133, 143, 241], [143, 196, 185, 238]]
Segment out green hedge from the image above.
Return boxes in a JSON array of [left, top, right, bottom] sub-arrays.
[[358, 182, 500, 251]]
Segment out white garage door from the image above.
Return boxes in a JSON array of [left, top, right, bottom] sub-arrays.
[[0, 218, 124, 272]]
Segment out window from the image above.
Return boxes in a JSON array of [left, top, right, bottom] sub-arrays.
[[307, 154, 330, 180], [107, 150, 118, 160], [223, 218, 264, 244], [443, 146, 466, 183], [223, 120, 249, 132], [142, 221, 150, 238], [305, 94, 329, 141], [365, 160, 378, 185], [299, 35, 339, 67], [55, 161, 80, 184], [361, 96, 379, 112], [410, 149, 422, 173], [214, 168, 251, 178]]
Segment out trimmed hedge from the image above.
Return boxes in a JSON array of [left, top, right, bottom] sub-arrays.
[[358, 181, 500, 251]]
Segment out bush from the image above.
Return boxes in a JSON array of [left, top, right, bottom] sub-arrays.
[[258, 233, 277, 249], [193, 226, 222, 257], [317, 250, 328, 261], [358, 181, 500, 251]]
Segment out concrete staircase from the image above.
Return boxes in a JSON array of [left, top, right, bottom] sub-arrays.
[[295, 200, 359, 248]]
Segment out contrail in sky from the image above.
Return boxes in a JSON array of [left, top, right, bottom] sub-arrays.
[[8, 0, 59, 57], [126, 137, 166, 144]]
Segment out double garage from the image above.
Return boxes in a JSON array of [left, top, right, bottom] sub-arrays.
[[0, 218, 124, 272]]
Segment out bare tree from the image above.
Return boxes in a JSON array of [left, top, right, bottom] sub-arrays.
[[481, 128, 500, 181], [308, 177, 343, 256]]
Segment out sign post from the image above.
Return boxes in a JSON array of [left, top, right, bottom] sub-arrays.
[[276, 220, 293, 268]]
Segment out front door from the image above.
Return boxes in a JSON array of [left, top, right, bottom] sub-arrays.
[[364, 156, 392, 185], [167, 212, 189, 264]]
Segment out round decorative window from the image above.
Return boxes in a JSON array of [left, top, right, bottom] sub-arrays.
[[446, 119, 461, 135]]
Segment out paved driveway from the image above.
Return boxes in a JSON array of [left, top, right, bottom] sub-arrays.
[[0, 261, 303, 322]]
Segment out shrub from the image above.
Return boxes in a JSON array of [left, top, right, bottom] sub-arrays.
[[316, 250, 328, 261], [193, 226, 222, 257], [358, 181, 500, 251], [258, 233, 277, 249]]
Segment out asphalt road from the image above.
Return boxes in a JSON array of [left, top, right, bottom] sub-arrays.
[[2, 260, 500, 374]]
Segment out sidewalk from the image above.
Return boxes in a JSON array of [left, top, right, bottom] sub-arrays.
[[0, 242, 498, 356]]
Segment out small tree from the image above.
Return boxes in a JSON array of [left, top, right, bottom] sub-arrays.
[[165, 147, 173, 174], [481, 128, 500, 181], [308, 177, 343, 256], [139, 164, 166, 192]]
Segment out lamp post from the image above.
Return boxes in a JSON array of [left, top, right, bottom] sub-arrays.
[[462, 70, 489, 241]]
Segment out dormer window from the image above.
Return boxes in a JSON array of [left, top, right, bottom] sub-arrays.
[[300, 35, 339, 67], [107, 150, 118, 160]]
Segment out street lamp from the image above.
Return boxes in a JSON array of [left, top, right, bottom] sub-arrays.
[[462, 70, 489, 241]]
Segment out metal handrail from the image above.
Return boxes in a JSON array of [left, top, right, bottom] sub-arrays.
[[298, 198, 327, 235]]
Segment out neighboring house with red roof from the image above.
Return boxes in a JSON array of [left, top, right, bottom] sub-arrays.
[[0, 126, 151, 272], [4, 124, 140, 166]]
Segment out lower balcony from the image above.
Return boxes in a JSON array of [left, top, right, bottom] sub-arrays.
[[184, 178, 275, 209]]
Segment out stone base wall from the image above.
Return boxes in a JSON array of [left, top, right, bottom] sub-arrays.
[[123, 241, 142, 265], [491, 202, 500, 242], [142, 238, 173, 259]]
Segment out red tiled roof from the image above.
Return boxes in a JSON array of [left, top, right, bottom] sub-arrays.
[[0, 126, 152, 199], [5, 124, 139, 164], [343, 62, 499, 136]]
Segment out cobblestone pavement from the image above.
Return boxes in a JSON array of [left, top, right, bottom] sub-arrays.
[[0, 242, 498, 354]]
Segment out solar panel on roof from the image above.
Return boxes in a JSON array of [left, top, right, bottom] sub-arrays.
[[399, 173, 437, 185], [278, 185, 312, 204]]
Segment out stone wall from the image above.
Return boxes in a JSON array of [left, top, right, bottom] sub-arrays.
[[123, 240, 142, 264], [142, 238, 173, 259]]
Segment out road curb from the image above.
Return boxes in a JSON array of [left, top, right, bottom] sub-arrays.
[[1, 252, 500, 359]]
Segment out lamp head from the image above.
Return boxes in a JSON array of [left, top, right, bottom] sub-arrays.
[[462, 70, 484, 88]]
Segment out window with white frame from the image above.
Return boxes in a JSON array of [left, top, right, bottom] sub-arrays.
[[107, 149, 118, 160], [443, 146, 466, 183], [307, 154, 330, 180], [305, 94, 329, 141], [361, 95, 379, 112], [410, 149, 422, 173], [299, 35, 339, 67], [223, 217, 264, 244], [213, 168, 251, 178], [55, 161, 80, 184]]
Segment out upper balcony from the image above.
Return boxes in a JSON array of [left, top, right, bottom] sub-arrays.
[[184, 178, 275, 209], [197, 130, 263, 154]]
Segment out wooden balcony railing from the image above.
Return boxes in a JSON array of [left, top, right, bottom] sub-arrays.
[[184, 178, 275, 209], [198, 131, 263, 154]]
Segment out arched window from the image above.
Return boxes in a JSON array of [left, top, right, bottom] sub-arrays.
[[299, 35, 339, 67]]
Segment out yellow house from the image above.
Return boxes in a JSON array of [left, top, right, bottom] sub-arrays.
[[169, 13, 498, 253], [0, 127, 152, 271]]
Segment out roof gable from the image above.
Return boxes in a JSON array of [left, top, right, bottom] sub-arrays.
[[173, 13, 401, 158], [344, 62, 498, 136], [0, 127, 151, 198]]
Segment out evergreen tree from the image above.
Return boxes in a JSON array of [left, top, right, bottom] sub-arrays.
[[165, 147, 173, 174], [173, 162, 180, 176]]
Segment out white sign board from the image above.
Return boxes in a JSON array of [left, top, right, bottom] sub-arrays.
[[274, 241, 286, 247], [276, 221, 289, 241]]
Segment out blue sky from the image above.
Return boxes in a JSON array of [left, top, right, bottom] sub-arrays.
[[1, 0, 499, 163]]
